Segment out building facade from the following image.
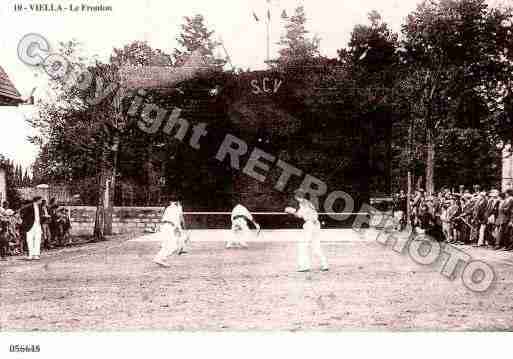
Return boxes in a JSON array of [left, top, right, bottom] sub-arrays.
[[1, 65, 24, 206], [0, 65, 23, 105], [0, 167, 6, 204]]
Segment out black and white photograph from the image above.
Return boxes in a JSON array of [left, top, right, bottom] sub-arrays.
[[0, 0, 512, 356]]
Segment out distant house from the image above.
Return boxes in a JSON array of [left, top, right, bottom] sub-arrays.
[[0, 65, 23, 106], [0, 65, 23, 204]]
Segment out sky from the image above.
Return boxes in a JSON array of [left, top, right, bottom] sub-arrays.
[[0, 0, 509, 170]]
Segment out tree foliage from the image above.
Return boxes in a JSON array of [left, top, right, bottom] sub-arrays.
[[173, 14, 226, 68], [400, 0, 513, 192], [111, 41, 173, 67], [275, 6, 320, 65], [28, 2, 513, 215], [0, 154, 25, 209]]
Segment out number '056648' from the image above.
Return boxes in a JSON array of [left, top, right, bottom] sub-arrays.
[[9, 344, 40, 352]]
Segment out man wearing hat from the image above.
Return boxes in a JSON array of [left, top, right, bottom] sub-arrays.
[[485, 189, 501, 247], [0, 207, 15, 260], [474, 190, 490, 247], [285, 189, 329, 273], [459, 193, 475, 244], [412, 190, 425, 227], [495, 189, 513, 250], [507, 202, 513, 251], [20, 196, 43, 260], [447, 196, 461, 243], [468, 192, 482, 244]]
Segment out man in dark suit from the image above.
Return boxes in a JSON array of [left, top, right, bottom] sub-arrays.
[[40, 199, 52, 249], [447, 197, 461, 243], [459, 194, 475, 244], [485, 189, 500, 247], [507, 201, 513, 251], [474, 190, 489, 247], [20, 196, 43, 260], [495, 189, 513, 250]]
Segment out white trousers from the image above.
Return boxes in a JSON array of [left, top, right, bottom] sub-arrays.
[[227, 218, 249, 248], [297, 221, 328, 271], [153, 223, 183, 262], [394, 210, 404, 229], [442, 221, 451, 241], [26, 223, 42, 258], [477, 224, 487, 246]]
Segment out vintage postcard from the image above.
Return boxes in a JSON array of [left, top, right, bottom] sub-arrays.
[[0, 0, 512, 356]]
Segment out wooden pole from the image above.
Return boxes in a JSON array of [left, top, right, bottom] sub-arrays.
[[266, 8, 270, 63]]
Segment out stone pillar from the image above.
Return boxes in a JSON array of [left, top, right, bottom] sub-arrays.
[[0, 168, 6, 204], [502, 145, 513, 192]]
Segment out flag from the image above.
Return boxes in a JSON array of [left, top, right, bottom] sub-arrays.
[[281, 10, 288, 19], [359, 49, 368, 61], [253, 11, 259, 22]]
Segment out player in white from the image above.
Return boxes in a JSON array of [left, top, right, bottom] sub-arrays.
[[227, 204, 260, 249], [285, 189, 329, 273], [153, 200, 187, 267]]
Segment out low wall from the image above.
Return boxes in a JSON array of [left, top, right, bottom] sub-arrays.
[[69, 206, 164, 236], [70, 206, 238, 236], [69, 206, 369, 236]]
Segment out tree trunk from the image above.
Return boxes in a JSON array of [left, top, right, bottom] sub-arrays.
[[426, 127, 435, 196], [103, 171, 113, 236], [385, 116, 392, 195], [104, 134, 120, 235], [93, 150, 107, 241]]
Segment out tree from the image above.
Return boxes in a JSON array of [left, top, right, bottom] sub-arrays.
[[30, 38, 218, 239], [23, 169, 31, 187], [401, 0, 513, 194], [0, 155, 23, 209], [111, 41, 172, 67], [173, 14, 225, 68], [338, 11, 401, 195], [275, 5, 320, 65]]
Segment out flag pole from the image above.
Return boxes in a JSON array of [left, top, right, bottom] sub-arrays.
[[220, 38, 234, 70], [266, 0, 270, 64]]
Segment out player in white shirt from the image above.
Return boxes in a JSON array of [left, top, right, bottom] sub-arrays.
[[153, 200, 186, 267], [227, 204, 260, 249], [285, 189, 329, 272]]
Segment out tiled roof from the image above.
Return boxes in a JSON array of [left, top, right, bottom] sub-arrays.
[[119, 50, 215, 90], [0, 66, 23, 105]]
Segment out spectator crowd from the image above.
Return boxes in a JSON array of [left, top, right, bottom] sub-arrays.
[[393, 185, 513, 251], [0, 197, 72, 260]]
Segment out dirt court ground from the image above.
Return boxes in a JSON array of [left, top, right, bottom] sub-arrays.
[[1, 229, 513, 331]]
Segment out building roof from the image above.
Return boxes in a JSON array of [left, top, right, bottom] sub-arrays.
[[119, 50, 216, 90], [0, 66, 23, 105]]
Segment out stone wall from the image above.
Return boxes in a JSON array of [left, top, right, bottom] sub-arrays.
[[69, 206, 236, 236], [69, 206, 165, 236], [69, 205, 364, 236]]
